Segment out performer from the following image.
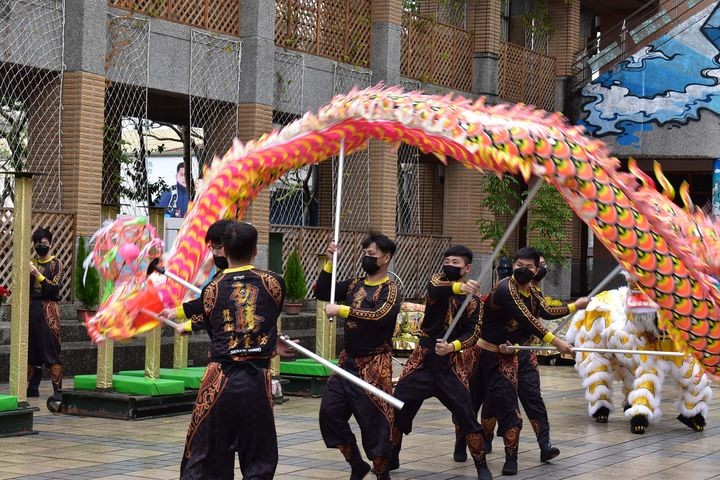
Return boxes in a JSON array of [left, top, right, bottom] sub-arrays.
[[392, 245, 492, 480], [27, 227, 63, 402], [479, 247, 587, 476], [177, 222, 285, 479], [477, 254, 564, 463], [315, 233, 400, 480]]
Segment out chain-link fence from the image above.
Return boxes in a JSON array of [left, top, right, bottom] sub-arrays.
[[331, 63, 372, 231], [270, 50, 312, 226], [396, 79, 421, 235], [189, 30, 242, 174], [0, 0, 65, 210], [103, 13, 150, 216]]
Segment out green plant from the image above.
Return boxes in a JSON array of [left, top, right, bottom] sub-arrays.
[[75, 237, 100, 309], [476, 174, 521, 256], [284, 249, 307, 301], [526, 183, 572, 266]]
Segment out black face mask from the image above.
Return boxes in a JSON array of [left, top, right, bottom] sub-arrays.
[[34, 245, 50, 257], [513, 267, 535, 285], [213, 256, 228, 270], [361, 255, 380, 275], [533, 266, 547, 282], [442, 265, 463, 281]]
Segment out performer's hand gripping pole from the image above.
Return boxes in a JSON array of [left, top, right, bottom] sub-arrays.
[[150, 256, 406, 410], [441, 178, 544, 342]]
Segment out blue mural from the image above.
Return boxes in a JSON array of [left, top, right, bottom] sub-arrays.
[[580, 3, 720, 147]]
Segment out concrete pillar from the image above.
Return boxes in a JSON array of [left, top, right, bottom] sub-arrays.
[[548, 0, 581, 112], [60, 71, 105, 236], [370, 0, 403, 87], [237, 0, 276, 269], [468, 0, 502, 100]]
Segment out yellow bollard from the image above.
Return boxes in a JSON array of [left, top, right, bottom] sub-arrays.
[[315, 254, 337, 359], [145, 208, 164, 379], [96, 205, 119, 389], [8, 174, 33, 402]]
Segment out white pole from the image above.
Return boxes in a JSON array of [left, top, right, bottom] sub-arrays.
[[329, 139, 345, 309], [551, 264, 623, 335], [442, 177, 544, 342], [281, 337, 404, 409], [508, 345, 685, 357]]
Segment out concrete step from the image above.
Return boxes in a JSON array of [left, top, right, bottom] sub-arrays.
[[0, 336, 212, 380]]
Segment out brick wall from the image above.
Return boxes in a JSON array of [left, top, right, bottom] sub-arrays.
[[372, 0, 403, 25], [238, 103, 273, 243], [60, 71, 105, 236], [368, 140, 397, 237], [468, 0, 502, 54], [548, 0, 581, 76]]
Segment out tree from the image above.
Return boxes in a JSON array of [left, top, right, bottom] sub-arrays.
[[526, 183, 572, 265], [476, 174, 521, 256]]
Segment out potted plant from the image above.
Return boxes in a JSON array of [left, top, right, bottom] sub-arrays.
[[283, 249, 307, 315], [75, 236, 100, 321]]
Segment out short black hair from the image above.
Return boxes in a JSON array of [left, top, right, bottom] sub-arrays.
[[443, 245, 473, 265], [177, 162, 185, 172], [361, 232, 396, 257], [513, 247, 540, 267], [205, 219, 234, 245], [222, 222, 257, 262], [32, 227, 52, 244]]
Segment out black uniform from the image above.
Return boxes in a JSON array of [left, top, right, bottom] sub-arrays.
[[315, 265, 400, 478], [393, 274, 487, 468], [479, 277, 571, 461], [180, 265, 285, 480], [27, 257, 63, 397]]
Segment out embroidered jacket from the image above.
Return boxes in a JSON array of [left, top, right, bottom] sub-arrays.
[[481, 276, 571, 346], [197, 265, 285, 361], [421, 273, 482, 352], [30, 257, 62, 302], [315, 264, 400, 357]]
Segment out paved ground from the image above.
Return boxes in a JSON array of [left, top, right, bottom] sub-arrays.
[[1, 363, 719, 479]]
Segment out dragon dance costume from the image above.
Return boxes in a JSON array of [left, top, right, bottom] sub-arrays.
[[315, 261, 400, 480], [27, 256, 63, 399], [479, 276, 576, 474], [180, 265, 285, 480], [392, 273, 491, 479]]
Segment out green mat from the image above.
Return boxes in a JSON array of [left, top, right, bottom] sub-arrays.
[[73, 374, 185, 396], [118, 368, 206, 389], [0, 395, 18, 412], [280, 358, 338, 377]]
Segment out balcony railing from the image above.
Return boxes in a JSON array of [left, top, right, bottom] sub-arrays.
[[275, 0, 372, 68], [498, 41, 556, 111], [108, 0, 240, 36], [401, 13, 473, 92]]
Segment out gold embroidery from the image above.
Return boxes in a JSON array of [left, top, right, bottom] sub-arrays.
[[184, 363, 227, 459], [352, 287, 367, 308], [508, 279, 547, 336], [348, 282, 399, 321], [257, 270, 284, 306]]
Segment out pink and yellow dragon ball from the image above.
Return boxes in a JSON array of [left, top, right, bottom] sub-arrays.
[[83, 86, 720, 380], [566, 274, 713, 434]]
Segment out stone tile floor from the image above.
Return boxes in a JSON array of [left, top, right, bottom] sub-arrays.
[[1, 364, 719, 479]]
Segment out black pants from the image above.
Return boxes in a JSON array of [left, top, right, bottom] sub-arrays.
[[481, 350, 550, 444], [394, 347, 482, 436], [319, 350, 394, 460], [181, 362, 277, 480], [480, 350, 522, 436]]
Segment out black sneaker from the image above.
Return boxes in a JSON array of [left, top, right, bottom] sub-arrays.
[[453, 438, 467, 462], [502, 456, 518, 476], [540, 444, 560, 462], [350, 461, 370, 480], [26, 389, 40, 398], [476, 464, 493, 480]]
